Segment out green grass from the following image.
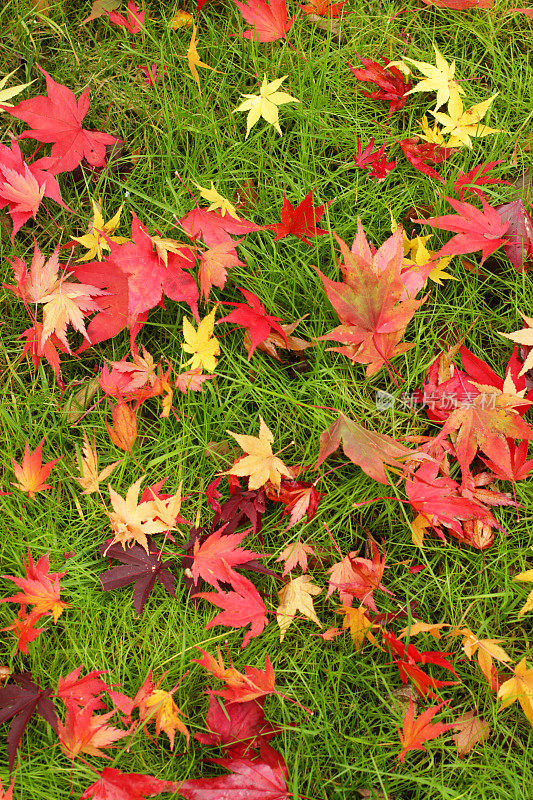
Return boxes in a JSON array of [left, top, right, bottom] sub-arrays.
[[1, 0, 533, 798]]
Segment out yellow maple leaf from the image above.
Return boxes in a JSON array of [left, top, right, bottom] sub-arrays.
[[169, 9, 193, 28], [194, 181, 239, 219], [339, 604, 377, 650], [71, 198, 129, 261], [276, 575, 322, 642], [393, 218, 456, 286], [76, 431, 120, 495], [498, 658, 533, 726], [0, 69, 34, 107], [142, 688, 189, 748], [182, 307, 220, 373], [234, 75, 300, 139], [417, 114, 449, 146], [402, 45, 465, 111], [514, 569, 533, 617], [449, 628, 510, 684], [399, 621, 448, 639], [226, 416, 292, 491], [431, 92, 499, 149], [500, 312, 533, 376], [186, 22, 216, 93]]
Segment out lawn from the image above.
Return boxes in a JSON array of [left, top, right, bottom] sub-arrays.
[[1, 1, 533, 798]]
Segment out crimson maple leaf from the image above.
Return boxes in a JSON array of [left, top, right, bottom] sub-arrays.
[[0, 140, 70, 241], [316, 228, 425, 376], [109, 1, 145, 34], [18, 322, 68, 382], [495, 199, 533, 272], [175, 744, 289, 799], [268, 479, 322, 529], [398, 700, 453, 762], [398, 138, 453, 182], [454, 160, 507, 200], [193, 647, 276, 703], [353, 138, 396, 181], [179, 207, 262, 249], [195, 696, 280, 756], [71, 259, 135, 351], [268, 191, 331, 245], [11, 438, 60, 499], [1, 609, 45, 655], [349, 55, 412, 117], [0, 672, 58, 773], [99, 538, 176, 615], [2, 65, 118, 174], [232, 0, 293, 42], [415, 196, 509, 264], [212, 483, 267, 536], [297, 0, 346, 15], [217, 288, 287, 359], [81, 768, 174, 800], [190, 527, 265, 591], [195, 571, 268, 648], [57, 666, 109, 710]]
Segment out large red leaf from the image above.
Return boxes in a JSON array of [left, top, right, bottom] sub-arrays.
[[232, 0, 293, 42], [81, 767, 175, 800]]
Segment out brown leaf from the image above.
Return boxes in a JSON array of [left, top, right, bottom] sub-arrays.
[[80, 0, 120, 24], [306, 13, 346, 41], [233, 179, 259, 210], [106, 402, 137, 452], [63, 378, 99, 424], [452, 710, 490, 756], [76, 431, 120, 495]]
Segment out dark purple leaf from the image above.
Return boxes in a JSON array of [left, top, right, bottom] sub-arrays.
[[212, 484, 267, 537], [0, 672, 58, 772], [99, 538, 176, 615]]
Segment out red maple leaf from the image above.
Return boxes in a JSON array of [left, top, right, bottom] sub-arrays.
[[337, 544, 392, 611], [57, 666, 110, 709], [2, 66, 118, 174], [398, 138, 453, 182], [217, 288, 287, 359], [495, 199, 533, 272], [316, 228, 425, 376], [81, 768, 174, 800], [415, 196, 509, 264], [10, 438, 60, 499], [179, 207, 262, 249], [349, 56, 412, 117], [191, 528, 265, 591], [482, 439, 533, 482], [2, 549, 67, 623], [175, 744, 289, 800], [268, 479, 322, 529], [454, 160, 507, 200], [509, 7, 533, 16], [1, 609, 45, 655], [18, 322, 68, 383], [109, 2, 145, 34], [193, 647, 276, 703], [268, 191, 331, 245], [232, 0, 293, 42], [198, 240, 245, 301], [353, 138, 396, 181], [0, 140, 71, 241], [195, 696, 280, 756], [398, 700, 453, 762], [195, 571, 269, 648]]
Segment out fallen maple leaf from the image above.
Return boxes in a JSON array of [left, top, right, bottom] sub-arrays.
[[106, 402, 138, 452], [195, 571, 269, 648], [107, 477, 171, 552], [81, 768, 175, 800], [11, 438, 59, 498], [0, 68, 33, 107], [179, 206, 262, 249], [454, 160, 507, 200], [449, 628, 510, 685], [339, 605, 376, 650], [268, 191, 331, 245], [140, 684, 189, 749], [3, 65, 118, 173], [498, 658, 533, 726], [195, 181, 239, 219], [276, 574, 322, 641], [397, 700, 453, 762], [430, 92, 499, 148], [514, 569, 533, 618], [186, 23, 216, 92], [453, 710, 490, 756], [234, 75, 300, 138], [232, 0, 293, 41], [496, 199, 533, 272], [400, 46, 464, 111], [77, 431, 120, 494], [109, 1, 144, 34], [349, 55, 411, 118], [218, 288, 287, 359], [193, 647, 276, 703], [195, 695, 280, 756], [2, 549, 68, 622], [316, 412, 413, 484], [500, 312, 533, 376], [191, 527, 264, 590], [244, 317, 314, 361], [276, 541, 315, 576], [415, 196, 508, 264], [297, 0, 346, 14], [71, 198, 128, 261], [99, 538, 176, 615], [353, 138, 396, 181], [0, 672, 58, 773], [182, 307, 220, 372], [57, 666, 109, 709], [174, 744, 290, 800], [80, 0, 120, 25], [226, 416, 292, 491], [398, 137, 452, 182], [58, 698, 128, 759], [268, 478, 322, 528]]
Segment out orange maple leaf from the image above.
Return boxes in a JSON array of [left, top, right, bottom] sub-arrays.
[[398, 700, 453, 762], [139, 682, 189, 749], [11, 437, 59, 498], [58, 698, 128, 759], [1, 550, 68, 622]]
